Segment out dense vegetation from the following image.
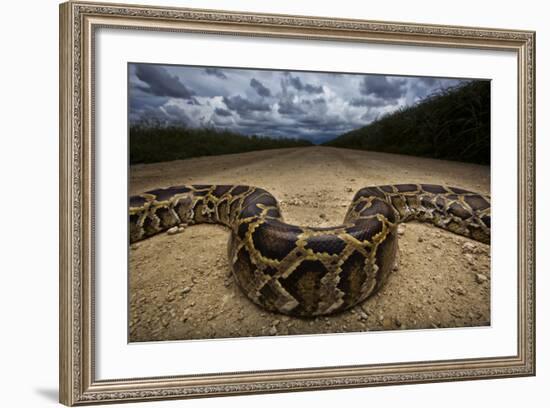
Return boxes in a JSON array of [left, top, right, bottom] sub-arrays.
[[324, 81, 490, 164], [129, 126, 313, 164]]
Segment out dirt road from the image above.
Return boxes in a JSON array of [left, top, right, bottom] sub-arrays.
[[129, 146, 490, 342]]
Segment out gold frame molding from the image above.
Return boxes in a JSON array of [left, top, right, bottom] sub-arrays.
[[59, 1, 536, 405]]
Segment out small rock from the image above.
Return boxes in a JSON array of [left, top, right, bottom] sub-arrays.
[[432, 242, 440, 249], [455, 286, 466, 296], [464, 253, 475, 265], [449, 309, 463, 318], [273, 319, 280, 326], [462, 242, 477, 253], [345, 187, 353, 193], [394, 318, 402, 327], [357, 310, 368, 320], [167, 226, 179, 235], [319, 213, 327, 219], [361, 305, 372, 316], [130, 243, 140, 250], [382, 317, 393, 329], [182, 286, 191, 294], [397, 225, 406, 236], [417, 236, 424, 243], [268, 326, 278, 336], [475, 273, 488, 284]]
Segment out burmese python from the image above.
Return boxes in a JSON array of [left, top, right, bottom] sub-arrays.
[[129, 184, 490, 317]]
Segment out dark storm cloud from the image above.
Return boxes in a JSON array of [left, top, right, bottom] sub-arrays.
[[234, 114, 355, 143], [222, 95, 271, 117], [234, 122, 306, 138], [214, 107, 232, 117], [129, 62, 477, 143], [359, 76, 407, 100], [278, 98, 305, 115], [349, 97, 389, 107], [303, 97, 326, 107], [408, 77, 467, 100], [204, 67, 228, 79], [129, 92, 170, 112], [134, 64, 195, 99], [296, 116, 345, 128], [287, 75, 323, 94], [249, 78, 271, 97], [163, 104, 192, 124], [418, 77, 438, 86]]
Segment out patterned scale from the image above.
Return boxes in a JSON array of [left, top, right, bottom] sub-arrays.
[[129, 184, 490, 317]]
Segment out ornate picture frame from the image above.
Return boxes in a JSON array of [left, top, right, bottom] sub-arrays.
[[59, 1, 535, 405]]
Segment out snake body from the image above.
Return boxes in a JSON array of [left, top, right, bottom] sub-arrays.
[[129, 184, 490, 317]]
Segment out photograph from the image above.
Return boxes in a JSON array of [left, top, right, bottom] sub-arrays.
[[127, 63, 491, 342]]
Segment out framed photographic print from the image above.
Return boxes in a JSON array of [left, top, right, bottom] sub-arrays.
[[59, 1, 536, 405]]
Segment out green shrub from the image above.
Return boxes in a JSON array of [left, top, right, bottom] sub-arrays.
[[324, 81, 490, 164], [129, 126, 313, 164]]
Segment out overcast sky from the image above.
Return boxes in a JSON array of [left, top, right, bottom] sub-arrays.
[[129, 63, 469, 144]]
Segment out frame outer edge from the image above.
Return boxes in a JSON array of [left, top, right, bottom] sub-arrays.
[[532, 31, 536, 376], [59, 1, 76, 406], [527, 31, 536, 375], [518, 31, 535, 376], [59, 1, 536, 404]]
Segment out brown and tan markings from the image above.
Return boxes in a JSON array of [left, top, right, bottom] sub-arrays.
[[129, 184, 490, 317]]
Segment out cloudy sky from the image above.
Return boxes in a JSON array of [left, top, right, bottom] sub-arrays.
[[129, 63, 469, 144]]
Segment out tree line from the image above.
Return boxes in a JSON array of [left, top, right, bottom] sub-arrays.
[[324, 81, 490, 165], [130, 126, 313, 164]]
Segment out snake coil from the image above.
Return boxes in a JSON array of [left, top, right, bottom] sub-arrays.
[[130, 184, 490, 317]]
